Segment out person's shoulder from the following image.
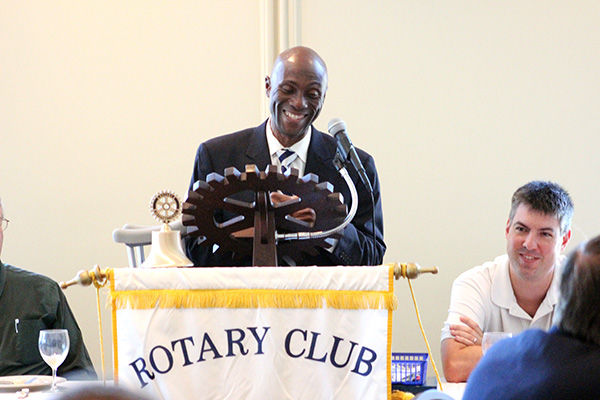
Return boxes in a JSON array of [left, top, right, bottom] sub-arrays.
[[312, 126, 376, 164], [311, 126, 336, 148], [201, 123, 264, 149], [515, 327, 547, 341], [4, 264, 58, 288], [355, 145, 375, 163], [497, 328, 548, 354], [455, 255, 508, 283]]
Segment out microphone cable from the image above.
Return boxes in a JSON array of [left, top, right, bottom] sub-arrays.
[[327, 118, 378, 260]]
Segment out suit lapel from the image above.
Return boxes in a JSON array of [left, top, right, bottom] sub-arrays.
[[244, 123, 338, 180], [306, 128, 352, 204], [306, 127, 337, 179], [245, 120, 271, 169]]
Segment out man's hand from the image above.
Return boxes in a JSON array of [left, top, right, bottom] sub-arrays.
[[270, 191, 316, 226], [441, 315, 484, 382], [450, 315, 484, 347], [231, 192, 316, 238]]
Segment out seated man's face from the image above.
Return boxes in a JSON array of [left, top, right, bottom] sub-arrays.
[[505, 203, 570, 283], [267, 53, 327, 146]]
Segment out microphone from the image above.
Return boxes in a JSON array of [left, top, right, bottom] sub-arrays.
[[327, 118, 372, 192]]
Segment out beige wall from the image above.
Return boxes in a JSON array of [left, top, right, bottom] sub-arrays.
[[1, 1, 599, 381], [297, 0, 600, 380]]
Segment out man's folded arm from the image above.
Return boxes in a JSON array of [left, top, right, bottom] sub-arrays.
[[441, 276, 487, 382], [441, 337, 482, 382]]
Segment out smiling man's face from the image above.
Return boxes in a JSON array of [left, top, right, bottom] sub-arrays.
[[266, 47, 327, 147], [505, 203, 570, 284]]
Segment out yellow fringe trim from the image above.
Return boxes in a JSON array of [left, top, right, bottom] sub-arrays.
[[108, 268, 120, 383], [387, 266, 394, 400], [109, 288, 398, 311]]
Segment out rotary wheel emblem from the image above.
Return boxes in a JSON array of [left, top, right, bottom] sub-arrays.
[[150, 191, 182, 224]]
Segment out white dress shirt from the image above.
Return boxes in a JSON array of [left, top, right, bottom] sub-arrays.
[[265, 119, 311, 176]]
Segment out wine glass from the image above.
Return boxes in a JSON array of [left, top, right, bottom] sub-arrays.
[[38, 329, 70, 391], [481, 331, 512, 355]]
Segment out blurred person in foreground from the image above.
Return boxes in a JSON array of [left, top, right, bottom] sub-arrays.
[[50, 384, 155, 400], [0, 196, 96, 379], [463, 234, 600, 399], [184, 46, 385, 267], [441, 181, 573, 381]]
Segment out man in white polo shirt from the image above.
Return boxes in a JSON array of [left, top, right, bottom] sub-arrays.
[[440, 181, 574, 382]]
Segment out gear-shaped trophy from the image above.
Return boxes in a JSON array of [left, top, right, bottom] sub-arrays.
[[182, 164, 348, 266]]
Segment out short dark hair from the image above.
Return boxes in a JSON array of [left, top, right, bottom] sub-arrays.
[[556, 235, 600, 346], [508, 181, 574, 234]]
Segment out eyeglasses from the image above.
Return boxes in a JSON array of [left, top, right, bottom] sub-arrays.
[[0, 217, 9, 231]]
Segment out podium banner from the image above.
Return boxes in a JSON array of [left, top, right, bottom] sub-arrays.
[[110, 265, 396, 400]]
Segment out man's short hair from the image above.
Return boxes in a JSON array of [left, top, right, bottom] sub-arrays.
[[508, 181, 574, 234], [556, 235, 600, 346]]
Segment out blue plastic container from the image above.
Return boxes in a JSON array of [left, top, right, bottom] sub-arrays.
[[391, 352, 429, 385]]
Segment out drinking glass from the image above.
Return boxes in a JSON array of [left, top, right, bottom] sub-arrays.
[[38, 329, 70, 391], [481, 331, 512, 355]]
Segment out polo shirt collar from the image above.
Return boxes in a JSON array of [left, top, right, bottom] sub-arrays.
[[491, 255, 561, 320], [491, 256, 518, 310]]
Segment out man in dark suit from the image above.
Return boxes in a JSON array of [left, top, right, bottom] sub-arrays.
[[185, 46, 385, 267]]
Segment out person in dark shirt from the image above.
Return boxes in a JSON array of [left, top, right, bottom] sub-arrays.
[[0, 196, 96, 380], [52, 384, 155, 400]]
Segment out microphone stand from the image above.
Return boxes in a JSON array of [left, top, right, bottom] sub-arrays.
[[275, 152, 358, 242], [335, 146, 378, 252], [335, 148, 377, 249]]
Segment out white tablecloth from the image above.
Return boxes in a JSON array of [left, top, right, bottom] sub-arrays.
[[440, 381, 466, 399], [0, 380, 111, 399], [1, 379, 466, 399]]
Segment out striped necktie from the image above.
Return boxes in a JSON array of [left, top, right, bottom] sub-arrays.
[[277, 149, 298, 173]]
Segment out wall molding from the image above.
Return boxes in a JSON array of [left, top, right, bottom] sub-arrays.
[[260, 0, 300, 118]]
